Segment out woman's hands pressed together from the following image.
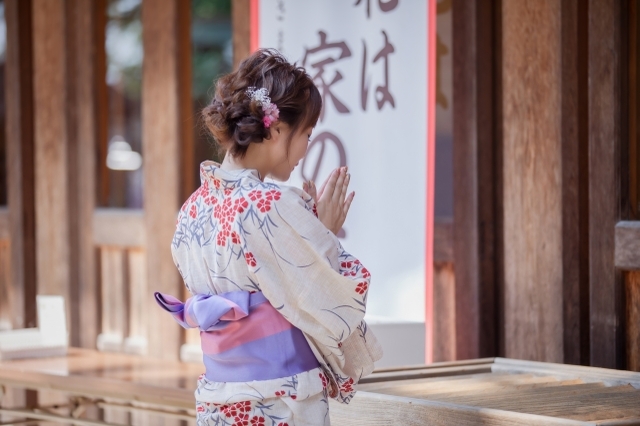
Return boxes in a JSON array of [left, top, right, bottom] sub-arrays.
[[303, 167, 355, 235]]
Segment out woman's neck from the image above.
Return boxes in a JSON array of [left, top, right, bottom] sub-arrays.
[[220, 147, 270, 181]]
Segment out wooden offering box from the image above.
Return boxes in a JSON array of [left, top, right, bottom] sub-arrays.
[[330, 358, 640, 425]]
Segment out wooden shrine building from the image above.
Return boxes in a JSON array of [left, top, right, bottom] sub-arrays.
[[0, 1, 639, 423]]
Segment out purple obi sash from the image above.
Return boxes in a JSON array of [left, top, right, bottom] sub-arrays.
[[154, 291, 319, 382]]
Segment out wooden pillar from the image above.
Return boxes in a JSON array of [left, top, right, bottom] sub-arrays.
[[32, 1, 71, 316], [588, 0, 624, 369], [452, 0, 480, 360], [233, 0, 251, 69], [64, 0, 99, 349], [142, 0, 182, 359], [560, 0, 587, 366], [5, 0, 36, 329], [452, 0, 499, 359], [501, 0, 564, 362]]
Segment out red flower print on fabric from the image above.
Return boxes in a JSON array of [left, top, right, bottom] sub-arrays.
[[340, 377, 355, 393], [250, 416, 265, 426], [290, 395, 297, 400], [265, 189, 281, 201], [245, 252, 257, 268], [248, 189, 263, 201], [320, 372, 328, 389], [189, 205, 197, 219], [231, 231, 241, 245], [233, 413, 249, 426], [197, 406, 204, 412], [340, 261, 353, 269], [257, 199, 272, 213], [361, 267, 371, 278], [356, 282, 368, 294], [275, 390, 285, 397], [235, 197, 249, 213], [224, 188, 232, 196], [278, 423, 290, 426], [312, 204, 318, 218]]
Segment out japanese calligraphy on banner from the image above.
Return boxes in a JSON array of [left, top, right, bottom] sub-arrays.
[[255, 0, 435, 334]]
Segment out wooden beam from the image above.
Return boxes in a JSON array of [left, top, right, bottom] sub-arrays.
[[501, 0, 563, 362], [232, 0, 251, 69], [5, 0, 36, 330], [141, 0, 182, 360], [587, 0, 624, 369], [452, 0, 480, 361]]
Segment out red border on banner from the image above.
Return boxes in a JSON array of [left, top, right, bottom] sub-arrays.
[[425, 0, 436, 364], [250, 0, 260, 52]]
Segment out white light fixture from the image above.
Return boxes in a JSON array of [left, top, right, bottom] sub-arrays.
[[106, 136, 142, 171]]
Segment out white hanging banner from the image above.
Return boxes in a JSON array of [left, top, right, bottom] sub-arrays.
[[253, 0, 436, 362]]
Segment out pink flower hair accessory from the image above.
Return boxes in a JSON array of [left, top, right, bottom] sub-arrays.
[[246, 87, 280, 128]]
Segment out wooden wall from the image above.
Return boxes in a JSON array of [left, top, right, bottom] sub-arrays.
[[453, 0, 636, 370]]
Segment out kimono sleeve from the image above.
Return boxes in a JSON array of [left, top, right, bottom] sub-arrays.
[[241, 186, 371, 357]]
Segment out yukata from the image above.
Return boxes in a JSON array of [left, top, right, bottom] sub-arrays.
[[157, 161, 383, 426]]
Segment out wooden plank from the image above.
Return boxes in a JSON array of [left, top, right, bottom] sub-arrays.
[[561, 0, 584, 366], [588, 0, 624, 369], [141, 0, 182, 361], [329, 391, 591, 426], [501, 0, 563, 363], [32, 0, 71, 315], [232, 0, 251, 70], [66, 0, 99, 349], [360, 363, 494, 384], [125, 249, 147, 355], [360, 372, 510, 392], [492, 357, 640, 388], [614, 221, 640, 269], [433, 262, 456, 362], [99, 248, 126, 345], [626, 271, 640, 371], [452, 0, 480, 361], [5, 0, 36, 330], [93, 208, 146, 248]]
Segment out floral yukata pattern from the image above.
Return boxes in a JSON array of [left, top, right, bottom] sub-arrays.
[[172, 161, 383, 425]]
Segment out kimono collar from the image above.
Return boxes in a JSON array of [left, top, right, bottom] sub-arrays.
[[199, 161, 262, 189]]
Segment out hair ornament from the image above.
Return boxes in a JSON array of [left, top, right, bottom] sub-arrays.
[[246, 87, 280, 128]]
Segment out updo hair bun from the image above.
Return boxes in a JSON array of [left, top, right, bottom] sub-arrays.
[[202, 48, 322, 158]]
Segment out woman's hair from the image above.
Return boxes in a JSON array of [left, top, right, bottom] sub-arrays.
[[203, 48, 322, 158]]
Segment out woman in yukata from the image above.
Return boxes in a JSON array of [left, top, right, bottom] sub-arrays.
[[155, 48, 383, 426]]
